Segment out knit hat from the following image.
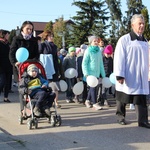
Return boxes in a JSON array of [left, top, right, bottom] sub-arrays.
[[68, 47, 76, 53], [76, 47, 81, 55], [103, 45, 113, 54], [60, 49, 67, 55], [80, 44, 87, 53], [27, 64, 38, 76], [88, 35, 98, 44]]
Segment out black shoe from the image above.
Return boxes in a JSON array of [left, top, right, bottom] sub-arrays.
[[118, 119, 126, 125], [4, 99, 11, 103], [139, 122, 150, 129]]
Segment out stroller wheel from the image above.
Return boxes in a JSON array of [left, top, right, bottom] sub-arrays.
[[55, 115, 62, 126], [27, 118, 33, 130], [18, 115, 23, 125], [50, 115, 56, 127]]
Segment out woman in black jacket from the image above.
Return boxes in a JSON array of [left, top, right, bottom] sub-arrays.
[[9, 21, 39, 83], [0, 29, 12, 102], [39, 31, 61, 108]]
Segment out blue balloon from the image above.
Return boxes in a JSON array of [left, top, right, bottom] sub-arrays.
[[16, 47, 29, 62], [109, 73, 116, 84]]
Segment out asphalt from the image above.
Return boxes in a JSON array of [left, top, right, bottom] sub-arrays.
[[1, 86, 150, 150], [0, 128, 27, 150]]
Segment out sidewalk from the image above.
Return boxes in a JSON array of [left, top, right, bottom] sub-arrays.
[[0, 128, 28, 150]]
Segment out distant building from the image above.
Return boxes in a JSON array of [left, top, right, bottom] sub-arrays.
[[16, 20, 75, 37]]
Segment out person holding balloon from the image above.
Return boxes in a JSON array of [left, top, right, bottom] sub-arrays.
[[82, 35, 106, 110], [97, 44, 113, 107], [63, 46, 78, 103], [76, 44, 88, 104], [9, 21, 39, 85], [0, 29, 13, 102]]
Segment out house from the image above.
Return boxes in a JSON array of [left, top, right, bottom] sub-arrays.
[[32, 22, 48, 36]]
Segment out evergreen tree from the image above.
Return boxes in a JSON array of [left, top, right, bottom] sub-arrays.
[[105, 0, 123, 47], [141, 7, 150, 39], [71, 0, 109, 46], [44, 21, 53, 32], [125, 0, 144, 32], [8, 29, 16, 44]]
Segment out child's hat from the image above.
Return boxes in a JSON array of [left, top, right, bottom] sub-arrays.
[[88, 35, 98, 44], [103, 45, 113, 54], [27, 64, 38, 74], [80, 44, 87, 53], [60, 49, 67, 55], [68, 47, 76, 53], [76, 47, 81, 55]]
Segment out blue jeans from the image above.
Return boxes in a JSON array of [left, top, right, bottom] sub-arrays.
[[87, 87, 97, 104]]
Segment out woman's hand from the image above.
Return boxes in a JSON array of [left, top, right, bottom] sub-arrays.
[[15, 62, 21, 67]]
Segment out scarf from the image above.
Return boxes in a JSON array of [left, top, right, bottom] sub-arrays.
[[0, 38, 9, 44], [21, 32, 32, 40], [88, 46, 99, 53]]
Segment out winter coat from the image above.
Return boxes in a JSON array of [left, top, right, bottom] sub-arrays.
[[39, 41, 59, 81], [82, 47, 105, 78], [9, 34, 39, 65], [62, 54, 76, 71], [19, 72, 49, 97], [76, 53, 84, 78], [103, 56, 113, 77], [0, 39, 12, 73]]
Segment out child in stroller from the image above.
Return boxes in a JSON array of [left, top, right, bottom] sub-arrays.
[[19, 63, 55, 117]]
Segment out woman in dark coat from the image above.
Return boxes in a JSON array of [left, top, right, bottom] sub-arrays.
[[0, 29, 12, 102], [39, 30, 61, 108], [9, 21, 39, 83]]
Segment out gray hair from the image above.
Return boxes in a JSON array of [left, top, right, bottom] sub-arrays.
[[131, 14, 145, 24]]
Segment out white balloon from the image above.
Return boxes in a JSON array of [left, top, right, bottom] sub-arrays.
[[59, 80, 68, 92], [73, 81, 84, 95], [102, 77, 112, 88], [64, 68, 77, 78], [86, 75, 98, 87]]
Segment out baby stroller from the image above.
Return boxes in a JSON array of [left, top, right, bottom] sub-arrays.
[[18, 60, 61, 129]]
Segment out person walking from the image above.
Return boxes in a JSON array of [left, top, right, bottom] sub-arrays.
[[9, 21, 39, 84], [9, 21, 39, 111], [114, 14, 150, 128], [82, 35, 105, 110], [62, 46, 78, 103], [0, 29, 13, 102], [39, 30, 61, 108], [97, 44, 113, 107]]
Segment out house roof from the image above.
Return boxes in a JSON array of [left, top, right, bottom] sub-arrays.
[[32, 22, 48, 31], [32, 19, 75, 31]]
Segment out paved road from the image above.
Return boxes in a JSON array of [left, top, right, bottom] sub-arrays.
[[0, 87, 150, 150]]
